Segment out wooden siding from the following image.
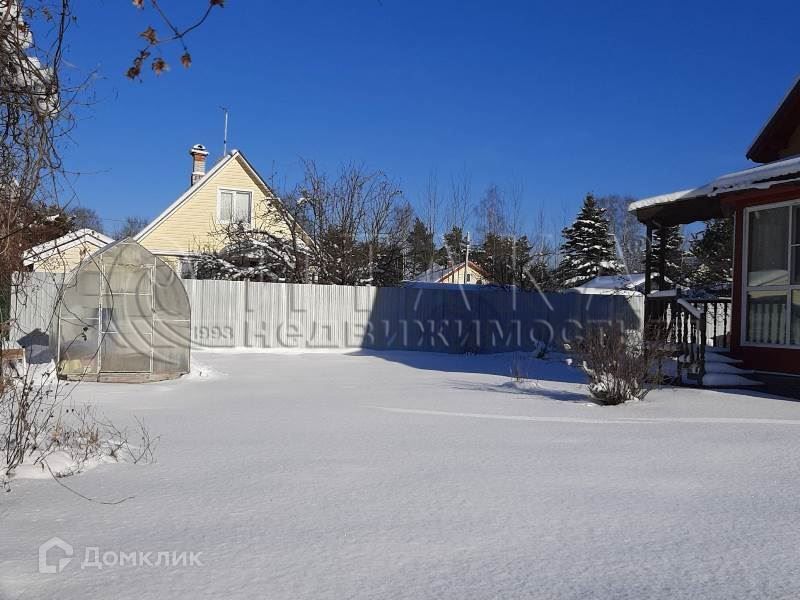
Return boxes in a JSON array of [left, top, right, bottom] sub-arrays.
[[137, 154, 290, 261], [439, 263, 488, 284], [34, 239, 106, 273]]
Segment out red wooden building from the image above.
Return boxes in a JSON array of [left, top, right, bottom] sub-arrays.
[[630, 78, 800, 383]]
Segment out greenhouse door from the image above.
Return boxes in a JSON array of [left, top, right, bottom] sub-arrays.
[[99, 264, 154, 373]]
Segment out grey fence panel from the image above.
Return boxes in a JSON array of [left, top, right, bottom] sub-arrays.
[[183, 279, 245, 348], [12, 277, 645, 355], [8, 272, 66, 348]]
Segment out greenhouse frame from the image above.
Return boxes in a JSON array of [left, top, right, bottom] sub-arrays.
[[57, 238, 191, 382]]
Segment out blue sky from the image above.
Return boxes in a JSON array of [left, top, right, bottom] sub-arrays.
[[63, 1, 799, 236]]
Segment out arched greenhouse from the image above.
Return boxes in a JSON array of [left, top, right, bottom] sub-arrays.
[[57, 238, 191, 382]]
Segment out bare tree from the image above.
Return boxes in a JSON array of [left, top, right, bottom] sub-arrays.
[[1, 0, 77, 271], [68, 206, 104, 233], [596, 194, 645, 273], [525, 206, 559, 289], [475, 183, 508, 240], [506, 180, 524, 239], [447, 168, 472, 236], [126, 0, 225, 79], [195, 160, 411, 286], [113, 215, 149, 239], [0, 0, 182, 483], [422, 170, 439, 244], [293, 160, 409, 285]]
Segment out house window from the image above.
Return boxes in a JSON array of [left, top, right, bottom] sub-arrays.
[[744, 203, 800, 345], [218, 189, 252, 224]]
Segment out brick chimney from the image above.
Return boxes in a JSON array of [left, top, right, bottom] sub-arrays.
[[189, 143, 209, 185]]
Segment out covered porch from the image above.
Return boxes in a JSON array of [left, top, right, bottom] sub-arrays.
[[630, 155, 800, 390]]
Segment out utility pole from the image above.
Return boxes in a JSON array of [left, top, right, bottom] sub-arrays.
[[463, 231, 471, 284], [220, 106, 229, 155]]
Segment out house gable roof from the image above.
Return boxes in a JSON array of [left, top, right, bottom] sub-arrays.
[[134, 149, 278, 245], [411, 260, 489, 283], [23, 228, 114, 266], [747, 77, 800, 163]]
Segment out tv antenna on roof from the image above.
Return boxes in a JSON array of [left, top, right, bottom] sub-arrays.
[[220, 106, 229, 155]]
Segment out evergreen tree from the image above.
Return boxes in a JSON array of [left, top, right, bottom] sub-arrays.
[[687, 218, 733, 291], [476, 234, 537, 289], [437, 226, 467, 266], [648, 225, 686, 287], [363, 238, 406, 286], [557, 194, 621, 286], [528, 257, 559, 291], [405, 217, 436, 277]]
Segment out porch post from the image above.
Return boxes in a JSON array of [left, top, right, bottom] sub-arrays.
[[657, 223, 667, 291], [644, 223, 653, 295], [644, 223, 653, 328]]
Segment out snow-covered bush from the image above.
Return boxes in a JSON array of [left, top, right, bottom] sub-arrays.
[[2, 388, 157, 484], [576, 327, 663, 405], [43, 406, 157, 475], [1, 350, 156, 485]]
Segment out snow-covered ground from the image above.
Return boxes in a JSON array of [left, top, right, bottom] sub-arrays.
[[3, 350, 800, 599]]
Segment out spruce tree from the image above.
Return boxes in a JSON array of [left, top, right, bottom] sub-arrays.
[[437, 226, 467, 265], [557, 194, 621, 286], [405, 218, 436, 277], [477, 234, 534, 288], [649, 225, 686, 287], [687, 218, 733, 291]]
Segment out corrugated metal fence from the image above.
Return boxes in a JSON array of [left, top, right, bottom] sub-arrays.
[[11, 273, 644, 354]]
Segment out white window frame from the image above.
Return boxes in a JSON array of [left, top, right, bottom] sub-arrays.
[[741, 199, 800, 348], [216, 188, 253, 226]]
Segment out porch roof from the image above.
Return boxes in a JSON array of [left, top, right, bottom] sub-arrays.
[[629, 155, 800, 225]]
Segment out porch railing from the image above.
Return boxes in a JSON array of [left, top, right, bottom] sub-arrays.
[[645, 291, 732, 385]]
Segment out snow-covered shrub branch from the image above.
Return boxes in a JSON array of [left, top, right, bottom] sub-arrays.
[[195, 222, 310, 282], [1, 350, 158, 484], [576, 326, 666, 405]]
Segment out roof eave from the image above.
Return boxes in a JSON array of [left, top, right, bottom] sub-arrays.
[[746, 76, 800, 163]]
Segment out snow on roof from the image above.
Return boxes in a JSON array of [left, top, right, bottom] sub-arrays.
[[412, 264, 451, 283], [570, 273, 645, 295], [409, 260, 488, 283], [629, 155, 800, 213], [23, 228, 114, 266], [402, 281, 498, 291], [628, 189, 697, 212]]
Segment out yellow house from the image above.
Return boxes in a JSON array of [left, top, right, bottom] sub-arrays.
[[135, 144, 292, 277], [24, 228, 114, 273], [411, 260, 490, 285]]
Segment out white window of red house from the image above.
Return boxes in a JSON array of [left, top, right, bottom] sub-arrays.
[[217, 189, 252, 224], [744, 202, 800, 345]]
